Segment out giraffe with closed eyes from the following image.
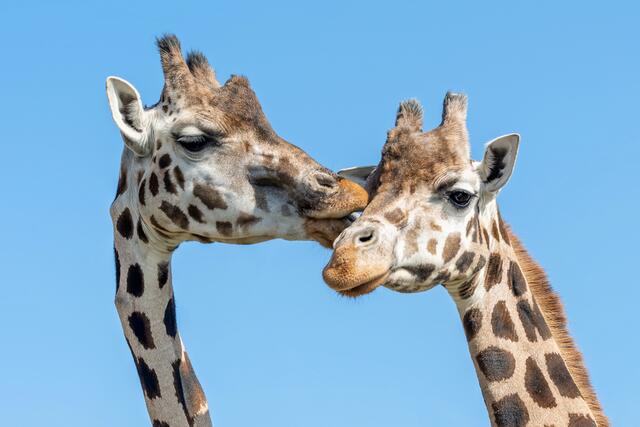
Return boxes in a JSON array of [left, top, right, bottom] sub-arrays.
[[324, 93, 607, 427], [108, 35, 368, 427]]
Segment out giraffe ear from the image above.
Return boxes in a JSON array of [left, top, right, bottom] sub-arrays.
[[106, 76, 151, 157], [338, 166, 377, 188], [479, 133, 520, 193]]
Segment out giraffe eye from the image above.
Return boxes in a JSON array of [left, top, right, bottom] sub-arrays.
[[177, 135, 218, 152], [447, 190, 474, 208]]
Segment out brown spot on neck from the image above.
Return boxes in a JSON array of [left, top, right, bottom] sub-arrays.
[[491, 220, 501, 241], [568, 413, 596, 427], [508, 261, 527, 297], [497, 209, 510, 245], [524, 356, 557, 408], [455, 251, 475, 273], [462, 308, 482, 341], [491, 300, 518, 342], [458, 275, 479, 299], [491, 393, 529, 427], [475, 346, 515, 382], [484, 253, 503, 291], [545, 352, 581, 398]]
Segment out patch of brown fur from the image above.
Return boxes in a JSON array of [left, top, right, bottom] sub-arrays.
[[506, 227, 608, 427]]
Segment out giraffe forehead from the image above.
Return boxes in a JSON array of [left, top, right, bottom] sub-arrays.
[[158, 78, 275, 141], [383, 124, 468, 173], [208, 80, 275, 136]]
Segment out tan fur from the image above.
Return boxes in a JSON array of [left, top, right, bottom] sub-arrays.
[[331, 178, 369, 216], [395, 99, 423, 130], [507, 227, 608, 427]]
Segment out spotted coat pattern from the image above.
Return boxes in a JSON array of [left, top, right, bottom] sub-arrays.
[[109, 35, 367, 427], [323, 94, 605, 426], [454, 219, 597, 427]]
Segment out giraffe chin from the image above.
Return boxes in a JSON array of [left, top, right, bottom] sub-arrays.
[[304, 217, 353, 248], [336, 271, 390, 298]]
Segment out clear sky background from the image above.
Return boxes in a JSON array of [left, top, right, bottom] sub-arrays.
[[1, 1, 638, 426]]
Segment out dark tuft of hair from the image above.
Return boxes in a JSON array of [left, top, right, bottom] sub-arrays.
[[186, 50, 209, 72], [156, 33, 181, 55]]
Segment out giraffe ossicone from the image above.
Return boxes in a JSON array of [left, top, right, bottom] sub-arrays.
[[109, 34, 368, 427], [323, 93, 608, 427]]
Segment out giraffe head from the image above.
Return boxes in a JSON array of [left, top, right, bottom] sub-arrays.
[[323, 93, 519, 296], [107, 35, 368, 248]]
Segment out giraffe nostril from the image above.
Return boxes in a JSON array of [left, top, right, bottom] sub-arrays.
[[313, 172, 338, 190], [359, 233, 373, 243], [354, 227, 377, 246]]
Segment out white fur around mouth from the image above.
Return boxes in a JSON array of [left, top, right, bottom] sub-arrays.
[[383, 268, 436, 293]]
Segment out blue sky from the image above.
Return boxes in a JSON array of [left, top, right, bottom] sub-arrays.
[[1, 1, 638, 425]]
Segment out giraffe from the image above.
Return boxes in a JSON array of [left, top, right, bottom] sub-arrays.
[[322, 93, 608, 427], [107, 35, 368, 427]]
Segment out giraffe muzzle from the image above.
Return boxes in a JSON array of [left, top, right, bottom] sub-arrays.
[[303, 177, 369, 219]]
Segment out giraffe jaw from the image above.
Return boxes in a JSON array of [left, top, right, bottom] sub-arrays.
[[335, 271, 390, 298]]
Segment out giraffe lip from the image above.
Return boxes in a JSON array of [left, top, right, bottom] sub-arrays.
[[337, 271, 390, 298]]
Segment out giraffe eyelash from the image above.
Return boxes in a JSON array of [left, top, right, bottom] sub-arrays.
[[446, 189, 476, 209], [176, 134, 220, 152]]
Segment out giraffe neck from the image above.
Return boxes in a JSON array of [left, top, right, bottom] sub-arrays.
[[449, 218, 598, 427], [112, 149, 211, 427]]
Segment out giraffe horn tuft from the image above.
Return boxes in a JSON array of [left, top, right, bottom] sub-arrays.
[[156, 34, 195, 91], [395, 98, 423, 131], [441, 91, 468, 125], [186, 50, 220, 89]]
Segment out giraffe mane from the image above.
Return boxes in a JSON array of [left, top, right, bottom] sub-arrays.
[[506, 226, 609, 427]]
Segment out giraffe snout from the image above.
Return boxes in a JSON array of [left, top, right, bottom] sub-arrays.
[[303, 175, 368, 219], [335, 225, 379, 249]]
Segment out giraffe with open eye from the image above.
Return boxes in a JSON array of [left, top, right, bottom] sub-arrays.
[[324, 93, 607, 427], [108, 35, 368, 427]]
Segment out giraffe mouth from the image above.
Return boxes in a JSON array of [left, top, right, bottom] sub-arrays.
[[336, 271, 390, 298], [304, 178, 369, 220]]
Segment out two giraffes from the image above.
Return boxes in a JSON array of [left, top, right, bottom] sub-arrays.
[[108, 35, 606, 427]]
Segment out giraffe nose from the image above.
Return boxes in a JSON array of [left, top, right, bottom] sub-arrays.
[[310, 171, 339, 192]]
